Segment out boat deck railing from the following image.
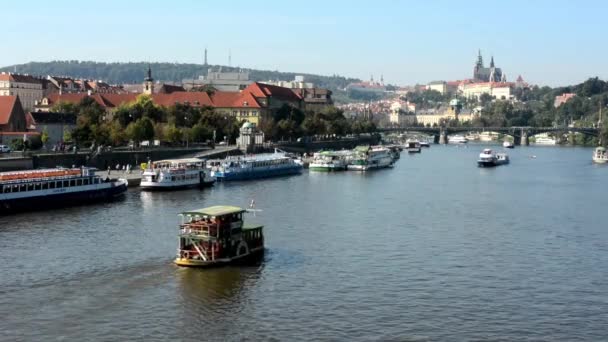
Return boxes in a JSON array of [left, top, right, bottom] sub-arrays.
[[180, 223, 218, 238]]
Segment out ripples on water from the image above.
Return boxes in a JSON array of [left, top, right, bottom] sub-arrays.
[[1, 145, 607, 341]]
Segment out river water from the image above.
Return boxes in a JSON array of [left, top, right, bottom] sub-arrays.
[[1, 145, 607, 341]]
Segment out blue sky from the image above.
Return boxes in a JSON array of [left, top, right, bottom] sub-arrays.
[[2, 0, 607, 86]]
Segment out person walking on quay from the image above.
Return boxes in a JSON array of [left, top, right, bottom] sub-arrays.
[[107, 166, 111, 176]]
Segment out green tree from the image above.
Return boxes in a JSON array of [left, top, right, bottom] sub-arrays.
[[164, 124, 182, 145], [127, 117, 155, 144], [28, 135, 43, 150], [51, 101, 78, 114], [41, 128, 50, 146], [191, 123, 213, 142], [109, 121, 127, 146]]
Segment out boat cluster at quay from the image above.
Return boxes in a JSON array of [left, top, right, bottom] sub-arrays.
[[2, 139, 606, 267]]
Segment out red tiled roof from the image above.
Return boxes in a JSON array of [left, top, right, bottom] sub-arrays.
[[245, 82, 302, 102], [153, 92, 214, 107], [210, 91, 261, 108], [0, 96, 18, 125], [0, 73, 42, 84], [99, 94, 138, 107], [40, 90, 270, 111]]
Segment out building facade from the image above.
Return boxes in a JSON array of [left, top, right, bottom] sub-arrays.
[[183, 67, 253, 91], [461, 82, 514, 100], [427, 81, 447, 94], [0, 73, 44, 111], [26, 112, 77, 147]]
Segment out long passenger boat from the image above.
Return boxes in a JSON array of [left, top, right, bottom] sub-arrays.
[[140, 158, 215, 190], [347, 146, 394, 171], [0, 167, 128, 213], [309, 150, 351, 171], [174, 205, 264, 267], [210, 151, 302, 181]]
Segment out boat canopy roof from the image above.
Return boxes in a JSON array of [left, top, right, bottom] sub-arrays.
[[181, 205, 244, 217], [596, 146, 606, 151], [354, 145, 370, 152], [154, 158, 203, 164]]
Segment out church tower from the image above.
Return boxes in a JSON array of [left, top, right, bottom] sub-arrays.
[[143, 64, 154, 95], [474, 49, 484, 81]]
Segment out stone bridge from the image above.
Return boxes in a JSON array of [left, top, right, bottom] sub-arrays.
[[378, 126, 599, 145]]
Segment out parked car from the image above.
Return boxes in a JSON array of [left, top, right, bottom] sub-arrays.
[[0, 145, 11, 153]]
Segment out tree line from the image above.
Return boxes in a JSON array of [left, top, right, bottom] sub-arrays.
[[51, 95, 376, 148], [0, 61, 360, 91]]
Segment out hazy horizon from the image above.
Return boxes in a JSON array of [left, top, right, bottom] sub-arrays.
[[3, 0, 607, 87]]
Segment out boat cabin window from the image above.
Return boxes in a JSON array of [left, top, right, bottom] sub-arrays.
[[27, 184, 34, 191], [70, 180, 76, 187], [35, 183, 42, 191], [42, 182, 49, 190], [57, 181, 62, 188], [83, 178, 89, 186], [20, 184, 26, 192], [50, 181, 56, 189], [76, 179, 82, 186], [94, 178, 100, 184]]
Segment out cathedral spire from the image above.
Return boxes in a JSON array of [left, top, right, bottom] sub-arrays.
[[476, 49, 484, 68], [490, 56, 495, 68]]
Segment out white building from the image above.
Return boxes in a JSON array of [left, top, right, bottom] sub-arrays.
[[0, 72, 44, 111], [182, 67, 252, 91], [265, 75, 314, 89], [427, 81, 447, 94], [461, 82, 514, 100], [389, 101, 416, 126]]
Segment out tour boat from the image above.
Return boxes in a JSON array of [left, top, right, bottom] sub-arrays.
[[406, 140, 421, 153], [533, 134, 557, 145], [347, 146, 394, 171], [477, 148, 509, 167], [448, 135, 468, 144], [309, 151, 350, 171], [592, 146, 608, 164], [210, 150, 302, 181], [419, 141, 430, 148], [140, 158, 215, 190], [503, 141, 514, 149], [174, 205, 264, 267], [0, 167, 127, 213]]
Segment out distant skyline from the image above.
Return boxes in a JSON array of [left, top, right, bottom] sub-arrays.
[[2, 0, 607, 87]]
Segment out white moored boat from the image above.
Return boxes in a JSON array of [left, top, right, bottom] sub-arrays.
[[141, 158, 215, 190], [593, 147, 608, 164], [448, 135, 468, 144], [477, 148, 509, 167], [309, 151, 351, 171], [406, 140, 421, 153], [347, 146, 394, 171], [503, 141, 514, 149], [533, 133, 557, 145]]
